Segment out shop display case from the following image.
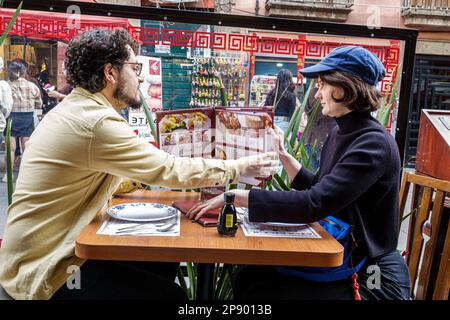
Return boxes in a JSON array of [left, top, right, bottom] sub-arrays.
[[190, 56, 248, 108], [250, 75, 277, 107]]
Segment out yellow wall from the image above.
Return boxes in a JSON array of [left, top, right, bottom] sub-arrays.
[[0, 38, 9, 80], [8, 45, 36, 66]]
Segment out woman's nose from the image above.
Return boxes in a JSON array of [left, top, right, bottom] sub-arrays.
[[314, 90, 321, 100]]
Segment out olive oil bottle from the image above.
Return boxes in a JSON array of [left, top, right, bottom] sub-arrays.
[[217, 192, 238, 237]]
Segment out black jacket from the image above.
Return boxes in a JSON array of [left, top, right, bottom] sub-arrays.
[[249, 111, 401, 259], [265, 90, 296, 118]]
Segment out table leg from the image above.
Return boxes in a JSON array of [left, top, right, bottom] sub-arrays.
[[196, 263, 215, 300]]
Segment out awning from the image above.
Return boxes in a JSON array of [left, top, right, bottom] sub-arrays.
[[0, 9, 130, 42]]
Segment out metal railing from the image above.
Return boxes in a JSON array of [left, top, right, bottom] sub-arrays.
[[267, 0, 354, 9], [402, 0, 450, 11]]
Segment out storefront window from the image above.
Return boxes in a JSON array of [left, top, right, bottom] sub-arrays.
[[0, 6, 406, 143]]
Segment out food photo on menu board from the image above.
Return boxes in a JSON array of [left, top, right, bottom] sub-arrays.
[[156, 107, 274, 185]]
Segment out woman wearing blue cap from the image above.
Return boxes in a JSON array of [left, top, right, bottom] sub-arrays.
[[188, 46, 411, 300]]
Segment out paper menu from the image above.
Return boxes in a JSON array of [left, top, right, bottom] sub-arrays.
[[157, 108, 214, 158], [156, 107, 274, 185], [215, 108, 274, 185]]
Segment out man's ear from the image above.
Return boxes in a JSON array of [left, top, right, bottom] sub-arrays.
[[103, 63, 118, 84]]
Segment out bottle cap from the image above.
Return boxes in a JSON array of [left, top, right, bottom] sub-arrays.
[[224, 192, 235, 203]]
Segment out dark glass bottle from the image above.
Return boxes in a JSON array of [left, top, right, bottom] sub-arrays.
[[217, 192, 238, 237]]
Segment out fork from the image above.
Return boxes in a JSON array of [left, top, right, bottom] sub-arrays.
[[115, 220, 177, 234], [156, 221, 177, 232], [117, 222, 166, 232], [115, 225, 177, 235]]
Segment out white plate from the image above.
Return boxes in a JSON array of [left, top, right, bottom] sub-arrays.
[[107, 202, 178, 222]]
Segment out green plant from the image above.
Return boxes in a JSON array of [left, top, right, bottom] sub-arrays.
[[0, 1, 22, 47], [5, 119, 13, 205], [139, 90, 158, 146], [177, 263, 197, 300], [2, 1, 23, 204], [376, 64, 402, 128], [176, 262, 240, 300], [265, 80, 320, 191], [213, 263, 240, 300]]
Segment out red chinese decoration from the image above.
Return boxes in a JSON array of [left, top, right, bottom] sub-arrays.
[[212, 32, 227, 50], [228, 34, 244, 51], [195, 31, 212, 48]]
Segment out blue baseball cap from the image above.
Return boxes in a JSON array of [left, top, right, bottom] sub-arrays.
[[300, 46, 385, 85]]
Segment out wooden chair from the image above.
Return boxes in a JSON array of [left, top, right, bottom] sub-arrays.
[[433, 219, 450, 299], [399, 171, 450, 300]]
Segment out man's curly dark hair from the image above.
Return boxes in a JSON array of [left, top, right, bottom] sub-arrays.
[[65, 28, 138, 93]]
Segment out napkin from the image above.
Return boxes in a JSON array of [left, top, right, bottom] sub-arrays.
[[172, 200, 220, 227]]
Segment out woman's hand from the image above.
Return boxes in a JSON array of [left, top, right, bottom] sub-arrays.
[[271, 125, 287, 156], [187, 189, 250, 221], [270, 125, 302, 182], [187, 193, 224, 221]]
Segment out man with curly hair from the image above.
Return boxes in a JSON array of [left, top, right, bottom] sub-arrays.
[[0, 29, 277, 300]]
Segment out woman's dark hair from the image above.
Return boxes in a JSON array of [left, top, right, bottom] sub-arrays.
[[265, 69, 296, 107], [65, 28, 138, 93], [8, 61, 26, 81], [319, 71, 382, 112]]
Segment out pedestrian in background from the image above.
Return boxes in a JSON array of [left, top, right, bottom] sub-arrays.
[[2, 61, 42, 182]]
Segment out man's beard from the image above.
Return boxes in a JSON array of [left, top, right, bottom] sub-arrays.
[[113, 77, 142, 110]]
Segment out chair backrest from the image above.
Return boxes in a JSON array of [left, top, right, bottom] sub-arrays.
[[399, 171, 450, 300]]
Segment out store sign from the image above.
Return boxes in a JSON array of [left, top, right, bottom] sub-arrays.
[[129, 112, 156, 145], [137, 55, 163, 113], [155, 44, 171, 54]]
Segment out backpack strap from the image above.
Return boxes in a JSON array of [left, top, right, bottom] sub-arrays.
[[352, 273, 362, 300], [275, 257, 367, 283]]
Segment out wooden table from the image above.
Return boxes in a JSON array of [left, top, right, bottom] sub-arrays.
[[76, 190, 344, 299]]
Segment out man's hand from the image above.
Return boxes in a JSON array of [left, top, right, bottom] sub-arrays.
[[236, 152, 278, 179], [48, 91, 66, 100]]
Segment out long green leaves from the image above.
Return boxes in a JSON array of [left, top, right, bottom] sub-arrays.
[[176, 262, 198, 300], [376, 64, 402, 127], [215, 264, 240, 300], [287, 79, 315, 148], [2, 1, 22, 205], [186, 262, 197, 300], [2, 0, 23, 205], [139, 90, 159, 146], [0, 1, 23, 47], [177, 262, 241, 300], [177, 266, 189, 297], [268, 81, 318, 190], [5, 119, 13, 205]]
